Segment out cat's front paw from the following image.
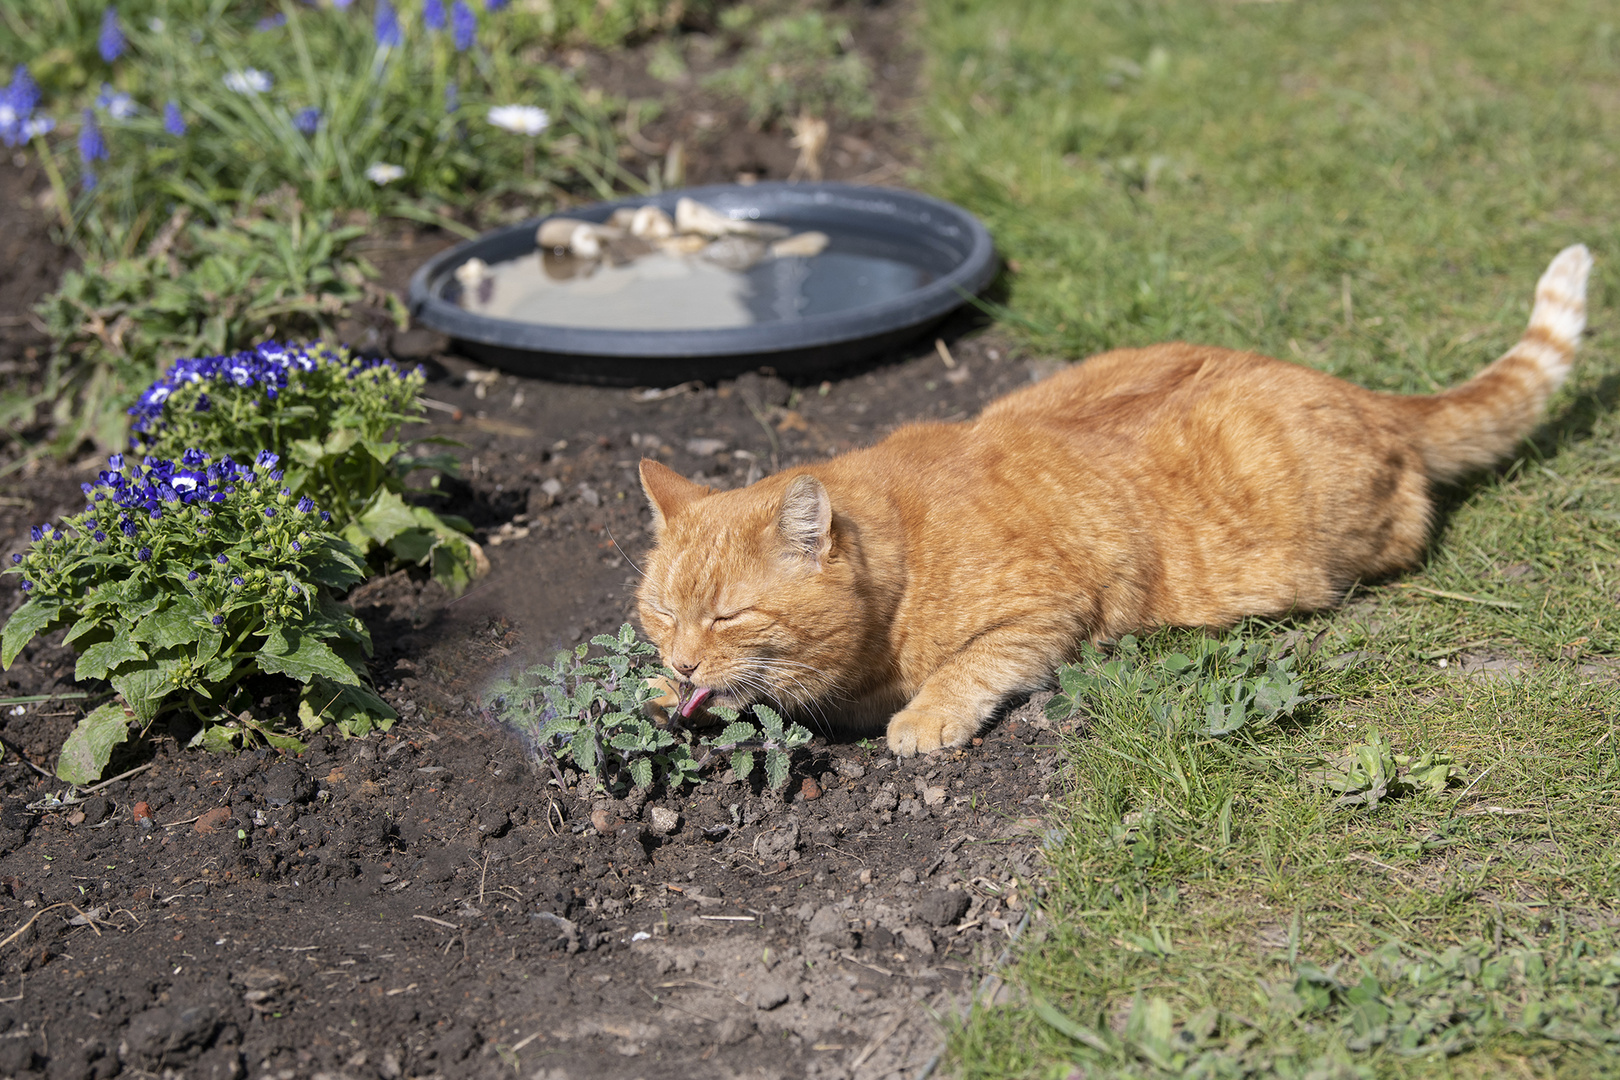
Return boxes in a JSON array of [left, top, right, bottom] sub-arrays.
[[886, 707, 976, 757]]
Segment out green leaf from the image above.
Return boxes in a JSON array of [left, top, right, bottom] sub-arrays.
[[257, 626, 362, 685], [764, 748, 789, 790], [111, 662, 178, 723], [298, 676, 397, 736], [731, 748, 755, 782], [354, 488, 420, 545], [189, 723, 243, 753], [2, 597, 63, 669], [76, 636, 148, 682], [629, 757, 653, 789], [754, 703, 786, 739], [429, 535, 481, 596], [388, 527, 438, 565], [56, 702, 133, 785], [130, 596, 208, 650], [715, 720, 757, 746]]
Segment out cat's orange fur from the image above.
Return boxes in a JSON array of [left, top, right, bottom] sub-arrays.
[[636, 245, 1593, 755]]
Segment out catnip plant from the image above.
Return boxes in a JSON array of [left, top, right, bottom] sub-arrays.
[[484, 624, 814, 794], [128, 340, 485, 593], [1, 449, 394, 783]]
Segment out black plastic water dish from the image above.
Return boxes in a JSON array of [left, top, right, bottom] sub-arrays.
[[406, 181, 996, 386]]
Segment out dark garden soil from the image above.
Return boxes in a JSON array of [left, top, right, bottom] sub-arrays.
[[0, 7, 1082, 1078]]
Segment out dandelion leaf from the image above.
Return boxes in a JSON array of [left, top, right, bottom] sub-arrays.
[[75, 636, 147, 682]]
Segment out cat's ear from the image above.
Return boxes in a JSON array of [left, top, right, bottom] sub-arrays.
[[776, 474, 832, 567], [640, 458, 709, 535]]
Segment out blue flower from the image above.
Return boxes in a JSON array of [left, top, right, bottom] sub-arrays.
[[121, 520, 137, 537], [294, 107, 320, 135], [81, 168, 98, 192], [28, 526, 42, 542], [296, 496, 315, 514], [9, 554, 19, 564], [108, 453, 124, 470], [255, 12, 287, 30], [264, 507, 277, 518], [79, 110, 108, 164], [181, 448, 208, 467], [7, 66, 38, 115], [93, 531, 107, 542], [423, 0, 446, 31], [98, 7, 125, 63], [217, 554, 228, 564], [19, 580, 32, 592], [451, 0, 475, 50], [256, 450, 280, 468], [232, 576, 244, 587], [95, 84, 137, 119], [188, 570, 199, 580], [136, 547, 151, 561], [289, 583, 301, 595], [163, 101, 185, 136], [375, 0, 402, 46], [291, 540, 303, 552], [212, 614, 224, 626], [484, 0, 507, 10], [320, 511, 332, 523]]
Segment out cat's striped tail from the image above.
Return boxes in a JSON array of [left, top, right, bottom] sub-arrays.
[[1410, 244, 1593, 483]]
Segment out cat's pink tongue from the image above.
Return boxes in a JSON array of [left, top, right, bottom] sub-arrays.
[[679, 686, 713, 718]]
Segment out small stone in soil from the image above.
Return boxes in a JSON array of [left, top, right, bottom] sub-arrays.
[[916, 888, 971, 927], [649, 807, 680, 835]]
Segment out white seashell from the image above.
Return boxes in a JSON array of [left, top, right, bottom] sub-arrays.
[[629, 204, 675, 239], [770, 231, 830, 258], [453, 257, 493, 287], [673, 197, 788, 240], [568, 224, 602, 259], [699, 235, 770, 272]]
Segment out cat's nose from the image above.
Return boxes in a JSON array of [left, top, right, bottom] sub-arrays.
[[673, 660, 700, 678]]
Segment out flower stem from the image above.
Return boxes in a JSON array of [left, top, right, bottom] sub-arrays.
[[31, 133, 75, 233]]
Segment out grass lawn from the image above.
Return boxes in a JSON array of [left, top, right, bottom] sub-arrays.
[[921, 0, 1620, 1075]]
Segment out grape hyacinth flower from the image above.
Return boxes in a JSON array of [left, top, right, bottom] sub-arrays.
[[255, 12, 287, 30], [79, 110, 107, 189], [223, 69, 273, 95], [451, 0, 476, 50], [96, 84, 137, 119], [1, 66, 51, 149], [365, 162, 405, 184], [294, 107, 321, 135], [98, 6, 126, 63], [487, 104, 549, 136], [484, 0, 508, 10], [163, 101, 186, 136], [374, 0, 402, 47], [423, 0, 446, 32]]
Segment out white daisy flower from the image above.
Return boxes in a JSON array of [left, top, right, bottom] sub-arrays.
[[487, 104, 550, 136], [365, 162, 405, 185]]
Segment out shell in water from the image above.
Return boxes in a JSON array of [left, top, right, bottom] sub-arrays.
[[770, 231, 830, 258], [630, 204, 676, 240], [674, 197, 790, 240]]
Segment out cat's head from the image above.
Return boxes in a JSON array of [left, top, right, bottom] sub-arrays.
[[635, 459, 869, 721]]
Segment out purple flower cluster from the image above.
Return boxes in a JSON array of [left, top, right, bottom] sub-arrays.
[[0, 66, 54, 148], [83, 449, 247, 516], [128, 341, 400, 435]]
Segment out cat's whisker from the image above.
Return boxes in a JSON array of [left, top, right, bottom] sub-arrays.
[[604, 525, 645, 579]]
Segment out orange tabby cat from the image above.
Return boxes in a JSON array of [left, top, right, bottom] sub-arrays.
[[636, 245, 1592, 755]]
